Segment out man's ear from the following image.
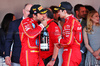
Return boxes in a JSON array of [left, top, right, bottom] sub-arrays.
[[23, 9, 25, 14], [33, 14, 36, 18], [53, 13, 56, 18], [76, 11, 79, 15]]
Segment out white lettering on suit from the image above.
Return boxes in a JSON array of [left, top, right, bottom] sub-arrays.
[[63, 25, 71, 37], [25, 24, 31, 31]]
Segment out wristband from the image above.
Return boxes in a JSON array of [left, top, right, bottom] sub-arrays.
[[51, 58, 56, 61]]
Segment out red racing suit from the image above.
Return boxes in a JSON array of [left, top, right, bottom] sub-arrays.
[[19, 17, 44, 66], [59, 15, 82, 66], [39, 19, 61, 59]]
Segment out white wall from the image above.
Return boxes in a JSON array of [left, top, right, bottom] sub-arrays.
[[40, 0, 100, 11], [0, 0, 39, 26], [0, 0, 100, 25]]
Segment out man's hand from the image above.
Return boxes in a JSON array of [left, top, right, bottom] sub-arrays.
[[46, 61, 55, 66], [5, 56, 11, 66], [55, 43, 63, 49]]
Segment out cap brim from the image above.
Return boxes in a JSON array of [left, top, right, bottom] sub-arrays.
[[54, 7, 60, 11], [39, 9, 48, 14], [54, 7, 65, 11]]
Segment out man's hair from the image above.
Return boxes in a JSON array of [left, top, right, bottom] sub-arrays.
[[45, 9, 54, 19], [74, 4, 84, 13], [24, 3, 35, 18], [59, 1, 73, 14], [66, 10, 73, 14], [61, 9, 73, 14], [28, 13, 37, 18], [84, 5, 95, 11], [23, 3, 31, 9]]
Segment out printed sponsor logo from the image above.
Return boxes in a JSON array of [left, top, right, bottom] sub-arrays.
[[77, 27, 82, 30], [64, 25, 70, 29], [79, 32, 81, 41], [33, 8, 36, 11], [23, 22, 28, 24], [59, 4, 61, 7], [64, 49, 68, 51], [38, 6, 43, 11], [25, 24, 31, 31], [34, 11, 37, 13]]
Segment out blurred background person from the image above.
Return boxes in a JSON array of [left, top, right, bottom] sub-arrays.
[[5, 3, 32, 66], [84, 5, 95, 17], [50, 5, 65, 32], [83, 10, 100, 66], [50, 6, 60, 23], [0, 13, 16, 66], [98, 7, 100, 18], [74, 4, 87, 66], [84, 5, 95, 12], [74, 4, 87, 20]]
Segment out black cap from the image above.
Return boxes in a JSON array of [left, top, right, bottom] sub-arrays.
[[50, 6, 59, 13], [39, 9, 48, 14], [29, 4, 43, 14], [29, 4, 49, 17], [54, 1, 72, 11]]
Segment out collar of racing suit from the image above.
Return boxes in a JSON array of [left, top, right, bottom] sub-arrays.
[[46, 19, 54, 28], [47, 19, 54, 25], [65, 15, 74, 23]]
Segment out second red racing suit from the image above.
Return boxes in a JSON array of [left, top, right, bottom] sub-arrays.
[[39, 19, 61, 59], [59, 15, 82, 66], [19, 17, 44, 66]]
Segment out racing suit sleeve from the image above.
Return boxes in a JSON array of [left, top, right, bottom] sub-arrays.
[[50, 24, 61, 43], [73, 21, 83, 44], [49, 23, 61, 61], [59, 19, 82, 45], [19, 20, 44, 39]]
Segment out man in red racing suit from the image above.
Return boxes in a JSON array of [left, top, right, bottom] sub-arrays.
[[18, 4, 46, 66], [56, 1, 83, 66], [59, 15, 82, 66], [19, 17, 45, 66]]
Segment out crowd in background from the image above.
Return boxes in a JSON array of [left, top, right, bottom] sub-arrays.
[[0, 1, 100, 66]]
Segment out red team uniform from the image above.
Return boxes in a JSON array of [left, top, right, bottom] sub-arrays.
[[39, 19, 61, 59], [19, 18, 44, 66], [59, 15, 82, 66]]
